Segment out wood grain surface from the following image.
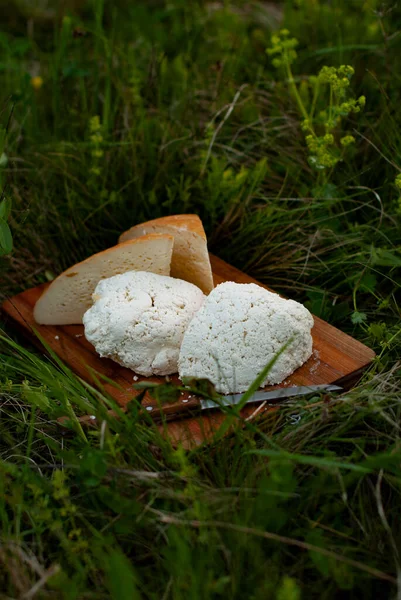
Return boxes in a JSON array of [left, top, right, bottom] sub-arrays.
[[1, 254, 375, 448]]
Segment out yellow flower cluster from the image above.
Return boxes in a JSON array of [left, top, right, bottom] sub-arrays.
[[305, 134, 339, 169], [318, 65, 355, 91], [266, 29, 299, 68], [266, 29, 366, 175], [31, 76, 43, 90], [89, 115, 104, 176]]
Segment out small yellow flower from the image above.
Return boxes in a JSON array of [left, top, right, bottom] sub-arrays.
[[340, 135, 355, 147], [89, 115, 101, 133], [31, 76, 43, 90], [68, 528, 82, 540]]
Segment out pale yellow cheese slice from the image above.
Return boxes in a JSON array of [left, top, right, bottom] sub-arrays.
[[119, 214, 214, 294], [34, 233, 174, 325]]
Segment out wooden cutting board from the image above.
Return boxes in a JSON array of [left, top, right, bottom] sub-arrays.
[[1, 254, 375, 448]]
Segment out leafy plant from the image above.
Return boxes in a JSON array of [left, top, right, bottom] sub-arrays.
[[1, 2, 401, 599], [267, 30, 365, 190]]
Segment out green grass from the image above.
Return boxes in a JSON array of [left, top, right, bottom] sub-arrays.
[[1, 0, 401, 597]]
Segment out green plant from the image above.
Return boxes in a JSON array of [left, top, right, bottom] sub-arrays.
[[0, 1, 401, 598], [267, 30, 365, 190]]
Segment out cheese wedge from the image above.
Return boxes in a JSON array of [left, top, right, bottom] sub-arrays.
[[119, 214, 214, 294], [34, 233, 174, 325]]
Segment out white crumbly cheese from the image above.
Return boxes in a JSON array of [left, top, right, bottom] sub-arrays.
[[83, 271, 205, 376], [178, 282, 314, 394]]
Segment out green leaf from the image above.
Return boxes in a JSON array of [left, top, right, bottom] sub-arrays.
[[23, 389, 50, 412], [44, 270, 55, 281], [351, 311, 367, 324], [311, 183, 340, 199], [332, 561, 354, 590], [79, 448, 107, 486], [247, 449, 371, 473], [368, 322, 387, 343], [276, 576, 301, 600], [371, 247, 401, 267], [0, 219, 13, 254], [0, 197, 11, 219], [105, 549, 141, 600], [97, 486, 140, 516], [0, 152, 8, 167], [358, 272, 377, 293], [11, 38, 32, 56], [306, 530, 330, 577]]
